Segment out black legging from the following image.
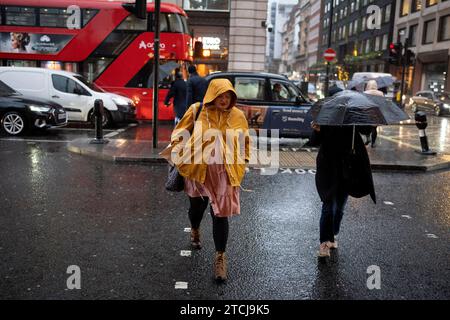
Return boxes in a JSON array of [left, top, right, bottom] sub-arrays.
[[188, 196, 229, 252]]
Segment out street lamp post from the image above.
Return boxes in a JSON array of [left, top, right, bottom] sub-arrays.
[[152, 0, 161, 149], [324, 0, 334, 98]]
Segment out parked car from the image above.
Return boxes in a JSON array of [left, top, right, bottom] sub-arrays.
[[205, 72, 314, 138], [0, 80, 67, 135], [409, 91, 450, 116], [0, 67, 136, 127]]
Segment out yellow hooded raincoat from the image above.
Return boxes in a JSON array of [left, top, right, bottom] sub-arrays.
[[168, 78, 250, 187]]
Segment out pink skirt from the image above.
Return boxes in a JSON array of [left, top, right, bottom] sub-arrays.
[[184, 164, 240, 218]]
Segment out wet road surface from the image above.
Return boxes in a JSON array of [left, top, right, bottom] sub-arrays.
[[0, 138, 449, 300]]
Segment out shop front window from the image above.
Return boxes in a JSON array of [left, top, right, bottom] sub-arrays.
[[424, 63, 447, 93]]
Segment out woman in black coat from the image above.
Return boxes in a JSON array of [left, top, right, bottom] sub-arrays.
[[310, 123, 376, 258]]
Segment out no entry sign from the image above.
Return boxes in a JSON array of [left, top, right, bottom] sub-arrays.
[[324, 48, 336, 62]]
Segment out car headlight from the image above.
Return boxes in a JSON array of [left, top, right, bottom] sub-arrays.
[[112, 97, 130, 106], [443, 103, 450, 109], [28, 105, 51, 113]]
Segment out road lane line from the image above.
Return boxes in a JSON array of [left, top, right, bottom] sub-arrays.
[[104, 132, 119, 138], [175, 282, 188, 289]]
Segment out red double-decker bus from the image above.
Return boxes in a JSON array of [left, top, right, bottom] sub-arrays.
[[0, 0, 192, 120]]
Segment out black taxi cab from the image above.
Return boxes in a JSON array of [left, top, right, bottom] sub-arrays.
[[205, 72, 314, 138]]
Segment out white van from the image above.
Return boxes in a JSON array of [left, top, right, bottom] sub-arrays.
[[0, 67, 136, 127]]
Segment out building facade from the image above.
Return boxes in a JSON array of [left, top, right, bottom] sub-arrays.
[[266, 0, 298, 73], [394, 0, 450, 94], [318, 0, 397, 80], [166, 0, 266, 75]]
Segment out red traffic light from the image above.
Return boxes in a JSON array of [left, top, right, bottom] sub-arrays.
[[390, 43, 395, 50]]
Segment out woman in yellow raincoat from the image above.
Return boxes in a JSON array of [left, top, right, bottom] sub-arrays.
[[169, 78, 250, 281]]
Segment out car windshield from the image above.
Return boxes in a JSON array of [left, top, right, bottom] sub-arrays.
[[74, 75, 104, 92], [436, 92, 450, 101], [0, 80, 20, 97]]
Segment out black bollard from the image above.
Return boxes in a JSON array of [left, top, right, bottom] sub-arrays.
[[90, 99, 109, 145], [414, 112, 435, 155]]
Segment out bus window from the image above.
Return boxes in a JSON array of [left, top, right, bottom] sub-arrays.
[[117, 15, 147, 31], [5, 6, 36, 26], [82, 9, 98, 27], [148, 13, 169, 32], [40, 8, 71, 28], [167, 14, 183, 33]]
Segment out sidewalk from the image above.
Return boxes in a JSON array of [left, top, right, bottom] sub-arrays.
[[67, 124, 450, 172]]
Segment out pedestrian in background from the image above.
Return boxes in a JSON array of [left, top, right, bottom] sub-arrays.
[[186, 65, 208, 109], [310, 87, 376, 258], [164, 71, 187, 125], [170, 78, 250, 281], [364, 80, 385, 148]]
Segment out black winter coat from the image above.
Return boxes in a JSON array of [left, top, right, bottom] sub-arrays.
[[310, 126, 376, 204], [164, 79, 187, 118], [186, 73, 207, 108]]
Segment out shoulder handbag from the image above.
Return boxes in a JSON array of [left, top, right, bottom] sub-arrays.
[[165, 103, 203, 192]]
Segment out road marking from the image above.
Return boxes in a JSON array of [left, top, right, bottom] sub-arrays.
[[401, 215, 412, 219], [175, 282, 188, 289], [426, 233, 438, 239], [180, 250, 191, 257], [128, 123, 138, 127], [378, 135, 422, 151], [184, 228, 191, 233], [104, 132, 119, 138], [0, 138, 71, 143], [384, 201, 394, 205]]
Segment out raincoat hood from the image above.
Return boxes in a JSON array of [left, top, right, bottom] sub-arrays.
[[203, 78, 237, 108]]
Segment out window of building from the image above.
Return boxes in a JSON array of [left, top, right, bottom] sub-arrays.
[[411, 0, 422, 13], [409, 24, 418, 46], [365, 38, 371, 53], [439, 15, 450, 41], [398, 27, 407, 43], [400, 0, 410, 17], [426, 0, 438, 7], [356, 0, 360, 10], [362, 16, 366, 31], [384, 4, 391, 23], [183, 0, 230, 12], [4, 7, 36, 26], [423, 19, 436, 44], [351, 2, 355, 13], [382, 34, 389, 49], [349, 22, 353, 36], [375, 36, 380, 51]]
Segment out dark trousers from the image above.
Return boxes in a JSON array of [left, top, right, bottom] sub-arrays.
[[371, 127, 378, 146], [319, 191, 348, 243], [188, 196, 229, 252]]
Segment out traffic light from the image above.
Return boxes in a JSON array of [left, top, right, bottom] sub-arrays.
[[405, 49, 415, 66], [194, 41, 203, 58], [388, 43, 402, 66], [123, 0, 147, 19]]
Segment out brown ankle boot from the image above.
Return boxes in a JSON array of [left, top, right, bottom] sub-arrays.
[[190, 228, 201, 249], [214, 251, 227, 281]]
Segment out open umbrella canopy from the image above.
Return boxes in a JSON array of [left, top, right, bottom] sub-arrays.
[[310, 90, 409, 126], [147, 61, 180, 87], [347, 75, 395, 91]]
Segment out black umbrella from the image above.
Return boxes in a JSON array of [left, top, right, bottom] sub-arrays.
[[310, 90, 409, 126], [374, 75, 395, 89], [147, 61, 180, 87]]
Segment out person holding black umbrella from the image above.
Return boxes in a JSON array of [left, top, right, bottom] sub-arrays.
[[310, 88, 376, 258]]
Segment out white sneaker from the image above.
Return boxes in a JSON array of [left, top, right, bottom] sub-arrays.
[[318, 242, 330, 257]]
